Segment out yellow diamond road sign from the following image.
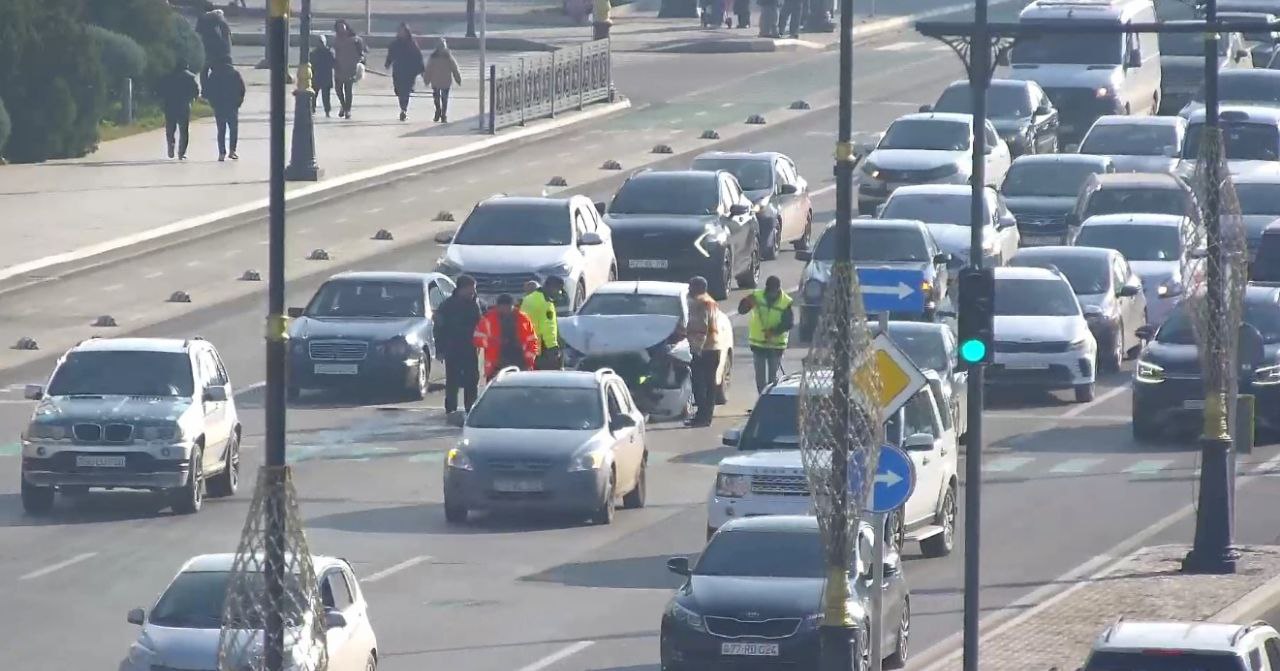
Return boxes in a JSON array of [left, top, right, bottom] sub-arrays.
[[854, 333, 928, 422]]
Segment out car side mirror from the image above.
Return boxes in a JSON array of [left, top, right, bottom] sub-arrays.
[[203, 385, 228, 403], [984, 144, 995, 155], [1126, 48, 1142, 68], [127, 608, 145, 625], [778, 183, 798, 195], [446, 410, 466, 427], [1119, 284, 1140, 297], [433, 230, 455, 245], [918, 104, 934, 113], [933, 252, 952, 265], [904, 432, 935, 451], [722, 428, 741, 447], [580, 232, 603, 246], [324, 609, 348, 630], [666, 556, 692, 576], [287, 307, 304, 318], [796, 250, 812, 262], [610, 414, 637, 432], [594, 201, 607, 215], [1136, 324, 1157, 341], [729, 203, 751, 217], [23, 384, 43, 401]]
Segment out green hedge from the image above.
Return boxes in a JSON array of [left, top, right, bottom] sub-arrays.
[[86, 25, 147, 94]]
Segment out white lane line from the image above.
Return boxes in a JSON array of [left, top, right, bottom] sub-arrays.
[[431, 186, 447, 193], [222, 248, 242, 258], [982, 456, 1034, 472], [1048, 458, 1106, 474], [695, 110, 708, 116], [185, 260, 202, 268], [102, 283, 123, 292], [335, 216, 349, 224], [367, 207, 384, 214], [516, 641, 595, 671], [21, 552, 97, 581], [875, 42, 923, 51], [720, 102, 734, 108], [498, 167, 514, 175], [408, 453, 437, 462], [465, 177, 479, 185], [810, 184, 836, 198], [1061, 383, 1130, 418], [400, 196, 417, 204], [1124, 459, 1175, 477], [363, 556, 431, 584]]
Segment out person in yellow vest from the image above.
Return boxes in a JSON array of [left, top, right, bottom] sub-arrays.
[[593, 0, 612, 40], [738, 275, 794, 393], [522, 275, 565, 369]]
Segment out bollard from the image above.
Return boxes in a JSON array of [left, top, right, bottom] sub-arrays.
[[168, 291, 192, 303], [601, 159, 622, 170], [790, 100, 811, 110], [13, 337, 38, 351], [307, 249, 331, 261], [373, 229, 394, 240], [435, 211, 456, 222], [746, 114, 766, 125], [93, 315, 118, 327], [241, 270, 262, 281], [547, 176, 568, 186], [123, 77, 134, 125]]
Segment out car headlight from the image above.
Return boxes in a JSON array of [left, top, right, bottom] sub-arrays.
[[537, 261, 573, 279], [1095, 86, 1112, 99], [436, 259, 462, 276], [804, 279, 825, 302], [1069, 337, 1089, 351], [1157, 280, 1183, 298], [569, 448, 608, 471], [1136, 359, 1165, 384], [693, 225, 729, 258], [379, 336, 416, 359], [141, 423, 180, 442], [446, 446, 473, 470], [668, 601, 706, 632], [27, 423, 68, 440], [715, 472, 751, 498], [861, 160, 880, 179], [1254, 363, 1280, 386]]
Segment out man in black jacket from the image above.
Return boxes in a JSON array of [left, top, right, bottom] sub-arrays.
[[158, 60, 200, 160], [433, 275, 483, 414], [204, 59, 245, 161]]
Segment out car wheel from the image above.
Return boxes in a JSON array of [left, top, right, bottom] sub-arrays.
[[444, 495, 468, 524], [1102, 324, 1124, 373], [736, 247, 760, 289], [761, 222, 780, 261], [885, 598, 910, 669], [709, 255, 731, 301], [920, 484, 956, 558], [795, 210, 813, 250], [21, 477, 54, 515], [365, 652, 377, 671], [885, 509, 905, 555], [591, 470, 616, 525], [622, 455, 647, 509], [716, 349, 732, 405], [406, 354, 429, 401], [207, 431, 240, 498], [1075, 382, 1096, 403], [855, 621, 872, 671], [574, 279, 587, 312], [171, 444, 204, 514]]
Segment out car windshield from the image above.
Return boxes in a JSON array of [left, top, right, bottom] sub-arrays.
[[1234, 183, 1280, 214], [1002, 162, 1103, 197], [887, 328, 949, 371], [1195, 73, 1280, 104], [610, 175, 718, 215], [879, 119, 970, 151], [1084, 651, 1247, 671], [995, 278, 1081, 316], [1011, 254, 1111, 295], [1075, 224, 1182, 261], [305, 280, 424, 318], [739, 392, 902, 451], [454, 204, 571, 246], [1011, 31, 1122, 65], [1159, 31, 1231, 56], [466, 386, 604, 430], [695, 530, 826, 578], [1084, 188, 1190, 218], [813, 227, 931, 262], [578, 292, 684, 318], [882, 194, 991, 227], [149, 571, 305, 629], [1184, 122, 1280, 161], [690, 158, 774, 191], [1080, 124, 1177, 156], [1158, 300, 1280, 344], [47, 351, 194, 397], [934, 84, 1032, 118]]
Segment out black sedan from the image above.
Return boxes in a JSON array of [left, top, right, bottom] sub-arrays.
[[691, 151, 815, 260], [286, 271, 455, 401], [661, 515, 909, 670], [600, 170, 760, 300], [924, 78, 1059, 156]]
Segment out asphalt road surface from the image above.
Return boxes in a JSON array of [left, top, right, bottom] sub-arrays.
[[4, 13, 1280, 671]]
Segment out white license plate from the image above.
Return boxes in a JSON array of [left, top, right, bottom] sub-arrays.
[[1025, 235, 1062, 245], [721, 643, 780, 657], [1183, 399, 1206, 410], [314, 363, 359, 375], [493, 478, 543, 493], [1004, 363, 1049, 370], [628, 259, 669, 269], [76, 455, 126, 468]]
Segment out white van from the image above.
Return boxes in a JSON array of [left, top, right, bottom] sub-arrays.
[[1004, 0, 1162, 143]]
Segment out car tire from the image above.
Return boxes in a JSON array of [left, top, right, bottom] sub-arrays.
[[574, 279, 587, 312], [1075, 382, 1096, 403], [207, 431, 240, 498], [444, 496, 468, 524], [736, 247, 760, 289], [1102, 325, 1124, 373], [21, 477, 54, 515], [171, 444, 204, 515], [591, 470, 616, 525], [885, 509, 905, 555], [622, 455, 647, 509], [920, 484, 956, 558], [365, 651, 377, 671], [856, 620, 872, 671], [796, 211, 813, 251], [885, 598, 910, 669], [406, 354, 429, 401], [761, 222, 780, 261], [709, 255, 731, 301], [716, 349, 732, 405], [1133, 415, 1160, 443]]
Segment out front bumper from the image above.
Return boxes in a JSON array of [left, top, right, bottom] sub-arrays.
[[21, 446, 191, 489], [1134, 377, 1280, 433], [857, 173, 966, 212], [707, 493, 811, 533], [289, 353, 421, 390], [988, 349, 1095, 389], [443, 465, 608, 515], [662, 617, 821, 669]]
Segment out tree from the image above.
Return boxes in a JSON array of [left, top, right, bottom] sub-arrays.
[[86, 25, 147, 97]]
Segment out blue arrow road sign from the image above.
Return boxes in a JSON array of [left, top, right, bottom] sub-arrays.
[[863, 445, 917, 514], [856, 267, 927, 315]]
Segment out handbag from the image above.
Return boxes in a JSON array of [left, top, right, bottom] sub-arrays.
[[354, 62, 366, 82]]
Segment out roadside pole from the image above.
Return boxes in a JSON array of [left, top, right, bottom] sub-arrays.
[[366, 0, 373, 34], [479, 0, 488, 131], [869, 511, 886, 671]]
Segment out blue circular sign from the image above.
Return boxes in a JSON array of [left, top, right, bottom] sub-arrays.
[[866, 444, 917, 514]]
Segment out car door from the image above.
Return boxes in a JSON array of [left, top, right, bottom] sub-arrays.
[[339, 566, 376, 667], [616, 380, 647, 470], [990, 191, 1021, 259], [319, 569, 359, 669], [1029, 83, 1060, 152], [721, 174, 755, 274], [605, 381, 641, 492], [195, 349, 229, 471], [570, 207, 600, 292], [984, 121, 1011, 184], [900, 389, 946, 526], [208, 347, 238, 451], [1114, 254, 1147, 349], [772, 157, 803, 241]]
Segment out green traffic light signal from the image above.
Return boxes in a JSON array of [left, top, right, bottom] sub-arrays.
[[959, 338, 987, 364]]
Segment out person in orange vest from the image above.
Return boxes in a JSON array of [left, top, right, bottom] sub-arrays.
[[473, 293, 540, 381]]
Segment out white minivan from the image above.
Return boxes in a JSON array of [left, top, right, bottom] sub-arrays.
[[1003, 0, 1162, 144]]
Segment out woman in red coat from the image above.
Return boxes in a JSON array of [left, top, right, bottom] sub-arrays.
[[473, 294, 540, 380]]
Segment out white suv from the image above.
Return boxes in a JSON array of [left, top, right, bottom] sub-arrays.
[[1084, 619, 1280, 671], [708, 370, 960, 557], [20, 337, 241, 515]]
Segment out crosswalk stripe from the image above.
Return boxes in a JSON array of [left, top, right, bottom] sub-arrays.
[[983, 456, 1034, 472], [1124, 459, 1175, 477], [874, 42, 923, 52], [1049, 458, 1107, 474]]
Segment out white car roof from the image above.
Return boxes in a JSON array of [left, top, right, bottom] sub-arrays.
[[593, 280, 686, 297], [993, 265, 1064, 281], [1094, 620, 1256, 654], [896, 112, 974, 126], [179, 553, 346, 574], [1080, 213, 1189, 227], [1090, 115, 1184, 128], [70, 337, 194, 354]]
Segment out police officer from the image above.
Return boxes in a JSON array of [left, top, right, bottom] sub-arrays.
[[738, 275, 794, 392], [523, 276, 565, 370]]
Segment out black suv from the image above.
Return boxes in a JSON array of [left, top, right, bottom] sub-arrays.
[[599, 170, 760, 300]]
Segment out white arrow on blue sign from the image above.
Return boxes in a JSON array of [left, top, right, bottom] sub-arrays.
[[851, 444, 917, 514], [856, 267, 928, 315]]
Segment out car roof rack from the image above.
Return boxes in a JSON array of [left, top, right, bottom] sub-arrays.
[[1230, 621, 1270, 646], [594, 367, 617, 379], [1101, 616, 1125, 642], [494, 365, 522, 380]]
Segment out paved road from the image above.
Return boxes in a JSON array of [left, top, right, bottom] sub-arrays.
[[4, 15, 1278, 671]]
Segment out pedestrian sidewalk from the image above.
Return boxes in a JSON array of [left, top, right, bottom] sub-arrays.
[[0, 46, 626, 284]]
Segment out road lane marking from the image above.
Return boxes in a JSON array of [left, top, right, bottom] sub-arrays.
[[222, 248, 241, 258], [982, 456, 1033, 472], [720, 102, 734, 108], [1049, 458, 1106, 474], [102, 283, 123, 292], [400, 196, 417, 204], [1124, 459, 1176, 478], [517, 641, 595, 671], [367, 207, 384, 214], [810, 184, 836, 198], [1061, 383, 1130, 418], [363, 555, 431, 583], [21, 552, 97, 581], [408, 453, 438, 462], [875, 42, 923, 51]]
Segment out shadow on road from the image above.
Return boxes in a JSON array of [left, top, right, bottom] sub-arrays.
[[307, 502, 604, 534], [521, 553, 702, 589]]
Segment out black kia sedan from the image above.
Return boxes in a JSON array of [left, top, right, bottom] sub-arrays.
[[600, 170, 760, 300], [660, 515, 909, 670]]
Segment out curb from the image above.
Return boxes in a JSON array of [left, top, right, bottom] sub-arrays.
[[0, 98, 631, 288], [1213, 571, 1280, 624], [229, 31, 557, 52]]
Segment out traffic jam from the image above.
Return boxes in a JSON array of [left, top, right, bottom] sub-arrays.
[[16, 0, 1280, 668]]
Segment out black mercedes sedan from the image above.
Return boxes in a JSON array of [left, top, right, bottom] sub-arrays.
[[600, 170, 760, 300], [660, 515, 909, 670], [286, 271, 455, 401]]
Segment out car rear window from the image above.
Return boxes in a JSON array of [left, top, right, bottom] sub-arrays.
[[1084, 650, 1246, 671]]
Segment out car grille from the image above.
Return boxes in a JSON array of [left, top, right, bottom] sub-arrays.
[[73, 423, 102, 442], [470, 272, 540, 295], [705, 616, 802, 639], [486, 458, 553, 473], [308, 340, 369, 361], [749, 474, 809, 496], [995, 340, 1070, 353], [874, 167, 937, 183], [103, 423, 134, 443], [1013, 212, 1068, 233], [988, 364, 1075, 383]]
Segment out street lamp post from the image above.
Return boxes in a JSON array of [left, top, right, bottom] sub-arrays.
[[467, 0, 478, 37], [285, 0, 323, 182]]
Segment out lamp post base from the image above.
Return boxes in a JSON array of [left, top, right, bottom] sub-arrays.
[[1182, 436, 1238, 575], [819, 623, 859, 671], [285, 89, 323, 182]]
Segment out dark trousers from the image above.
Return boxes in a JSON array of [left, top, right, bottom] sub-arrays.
[[781, 0, 802, 35], [199, 66, 211, 98], [394, 78, 415, 112], [214, 109, 239, 155], [444, 352, 479, 413], [164, 109, 191, 157], [313, 85, 333, 114], [535, 347, 563, 371], [336, 80, 355, 113], [690, 349, 723, 422], [432, 87, 451, 120]]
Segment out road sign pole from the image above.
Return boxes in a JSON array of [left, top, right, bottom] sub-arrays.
[[870, 510, 885, 671]]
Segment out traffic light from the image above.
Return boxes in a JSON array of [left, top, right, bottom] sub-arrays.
[[957, 267, 995, 368]]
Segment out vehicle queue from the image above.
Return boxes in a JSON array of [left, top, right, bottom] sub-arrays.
[[15, 0, 1280, 667]]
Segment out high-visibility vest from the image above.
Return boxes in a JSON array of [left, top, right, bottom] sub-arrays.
[[747, 290, 792, 349], [521, 289, 559, 350]]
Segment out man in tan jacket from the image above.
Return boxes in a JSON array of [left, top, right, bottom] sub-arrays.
[[686, 276, 724, 427]]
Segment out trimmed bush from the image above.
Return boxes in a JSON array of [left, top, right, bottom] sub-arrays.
[[0, 97, 10, 160], [170, 13, 205, 75], [86, 25, 147, 94]]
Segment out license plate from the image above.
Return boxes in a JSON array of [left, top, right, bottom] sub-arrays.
[[1183, 399, 1206, 410], [1004, 363, 1049, 370], [76, 455, 126, 468], [628, 259, 669, 269], [493, 478, 543, 493], [314, 363, 358, 375], [721, 642, 780, 657], [1024, 235, 1062, 246]]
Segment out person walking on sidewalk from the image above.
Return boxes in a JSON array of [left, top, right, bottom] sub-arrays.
[[158, 60, 200, 160], [733, 0, 751, 28], [204, 59, 245, 161], [433, 274, 484, 416], [758, 0, 780, 37], [592, 0, 613, 40], [473, 294, 540, 381], [780, 0, 803, 38], [685, 276, 724, 427], [195, 8, 231, 96], [738, 275, 793, 392], [425, 38, 463, 123], [522, 276, 565, 370], [310, 34, 336, 117], [386, 23, 426, 122], [333, 19, 368, 119]]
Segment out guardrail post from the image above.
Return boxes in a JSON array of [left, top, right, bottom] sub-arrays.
[[519, 58, 526, 126], [607, 38, 614, 102], [550, 50, 557, 118], [579, 44, 586, 110], [489, 64, 497, 134]]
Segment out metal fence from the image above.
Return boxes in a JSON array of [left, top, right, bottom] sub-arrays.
[[488, 39, 613, 133]]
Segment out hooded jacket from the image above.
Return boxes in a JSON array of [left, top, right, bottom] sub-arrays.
[[425, 42, 463, 89], [433, 292, 483, 359], [310, 36, 336, 87], [385, 35, 426, 83], [158, 67, 200, 114], [196, 10, 232, 62], [204, 63, 245, 113], [333, 31, 367, 82]]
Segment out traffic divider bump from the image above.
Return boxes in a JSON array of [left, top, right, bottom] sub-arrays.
[[746, 114, 766, 125], [93, 315, 117, 327], [700, 130, 720, 140], [307, 249, 331, 261], [547, 176, 568, 186], [652, 144, 673, 154], [790, 100, 811, 110], [168, 291, 192, 303], [435, 211, 455, 222], [602, 159, 622, 170], [13, 337, 38, 351], [373, 229, 394, 241], [240, 269, 262, 281]]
